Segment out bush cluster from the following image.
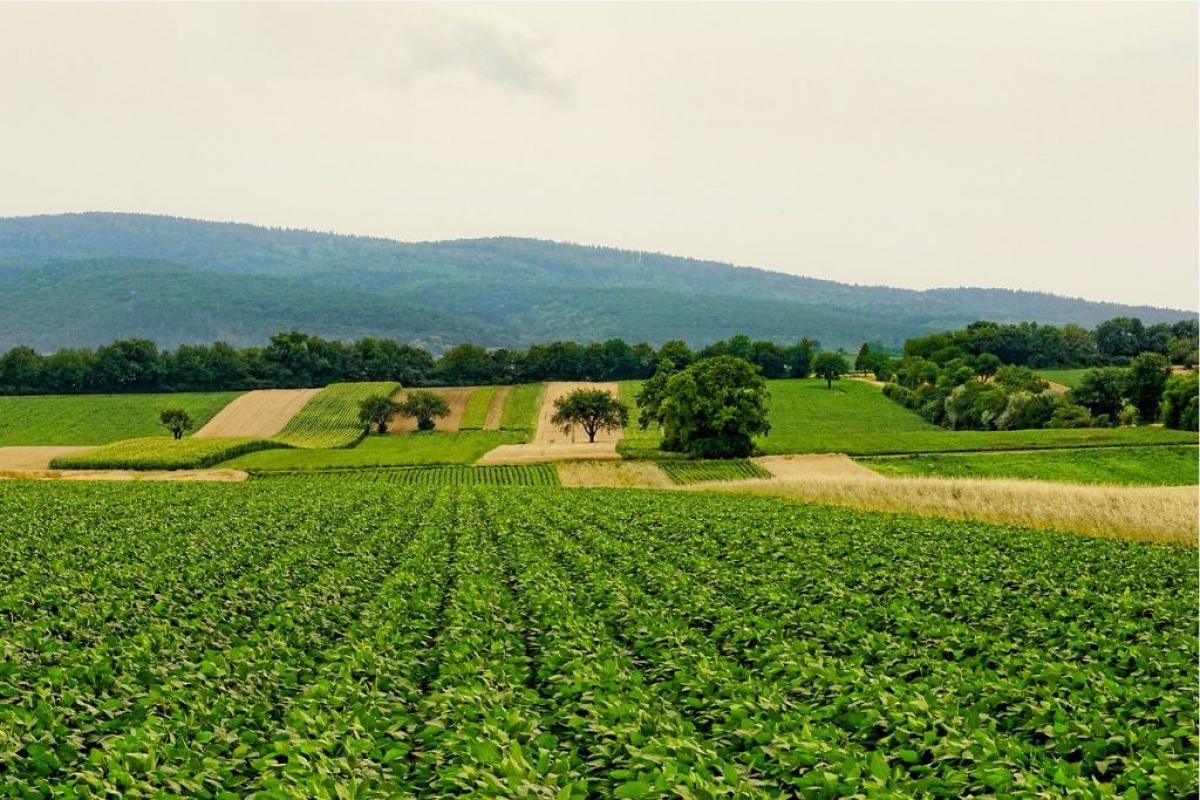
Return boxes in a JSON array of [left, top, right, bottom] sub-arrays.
[[882, 351, 1197, 432]]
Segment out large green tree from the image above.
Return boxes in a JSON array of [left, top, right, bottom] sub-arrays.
[[1072, 367, 1127, 422], [1124, 352, 1171, 422], [550, 389, 629, 443], [650, 356, 771, 458], [1160, 372, 1198, 431]]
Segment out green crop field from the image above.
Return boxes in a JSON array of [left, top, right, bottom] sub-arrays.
[[498, 382, 544, 435], [458, 386, 497, 429], [758, 379, 939, 454], [1038, 368, 1091, 389], [47, 436, 286, 470], [224, 430, 524, 471], [274, 382, 400, 448], [0, 391, 240, 446], [1, 479, 1194, 797], [660, 459, 769, 484], [256, 463, 558, 486], [862, 445, 1200, 486]]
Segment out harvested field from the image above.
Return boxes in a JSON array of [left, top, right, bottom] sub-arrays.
[[388, 387, 474, 434], [194, 389, 319, 438], [755, 453, 883, 481], [535, 382, 622, 444], [687, 474, 1198, 546], [483, 386, 511, 430], [557, 460, 673, 488], [0, 468, 247, 482], [477, 441, 620, 464], [0, 446, 90, 470]]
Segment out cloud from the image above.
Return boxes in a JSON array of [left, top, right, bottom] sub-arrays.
[[391, 12, 572, 104]]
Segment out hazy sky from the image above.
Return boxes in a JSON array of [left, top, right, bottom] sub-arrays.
[[1, 2, 1196, 308]]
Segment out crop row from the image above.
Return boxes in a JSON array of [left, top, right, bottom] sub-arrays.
[[0, 479, 1194, 797], [274, 381, 400, 448], [47, 436, 286, 470], [659, 458, 770, 484], [256, 464, 559, 486]]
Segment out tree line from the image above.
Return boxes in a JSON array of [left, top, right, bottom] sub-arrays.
[[0, 315, 1192, 399], [0, 331, 821, 396]]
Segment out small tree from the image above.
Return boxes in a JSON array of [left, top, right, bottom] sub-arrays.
[[812, 351, 849, 389], [974, 353, 1001, 382], [854, 343, 873, 372], [359, 394, 399, 434], [396, 390, 451, 431], [159, 408, 193, 440], [551, 389, 629, 443]]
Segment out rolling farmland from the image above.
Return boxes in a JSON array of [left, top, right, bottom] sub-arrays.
[[1, 478, 1194, 797], [257, 464, 559, 486]]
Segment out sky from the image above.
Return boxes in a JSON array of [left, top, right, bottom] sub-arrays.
[[0, 2, 1196, 309]]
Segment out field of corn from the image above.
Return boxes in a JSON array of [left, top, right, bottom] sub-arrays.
[[1, 477, 1195, 797], [48, 436, 286, 470]]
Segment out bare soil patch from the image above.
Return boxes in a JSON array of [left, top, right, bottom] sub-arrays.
[[388, 387, 475, 434], [1044, 381, 1071, 396], [535, 382, 623, 444], [0, 468, 248, 482], [0, 446, 90, 470], [483, 386, 511, 430], [195, 389, 319, 439]]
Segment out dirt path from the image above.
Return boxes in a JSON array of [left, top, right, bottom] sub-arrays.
[[483, 386, 511, 430], [194, 389, 319, 438], [388, 387, 475, 434], [535, 382, 622, 444], [1044, 380, 1071, 396], [0, 468, 248, 482], [0, 446, 91, 470]]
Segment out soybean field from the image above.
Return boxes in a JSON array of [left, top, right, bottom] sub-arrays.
[[1, 478, 1195, 798]]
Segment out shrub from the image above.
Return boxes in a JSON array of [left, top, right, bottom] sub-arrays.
[[1048, 403, 1092, 429]]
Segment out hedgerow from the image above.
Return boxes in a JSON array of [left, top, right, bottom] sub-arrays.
[[0, 479, 1194, 796]]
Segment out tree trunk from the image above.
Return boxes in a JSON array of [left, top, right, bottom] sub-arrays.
[[173, 429, 183, 440], [826, 378, 832, 389]]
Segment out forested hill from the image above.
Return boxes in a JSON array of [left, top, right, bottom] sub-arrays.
[[0, 212, 1188, 352]]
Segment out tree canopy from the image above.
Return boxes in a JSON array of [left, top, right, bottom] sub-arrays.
[[550, 389, 629, 443], [648, 356, 771, 458], [396, 391, 451, 431]]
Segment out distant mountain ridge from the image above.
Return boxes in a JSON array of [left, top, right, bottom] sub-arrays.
[[0, 212, 1189, 352]]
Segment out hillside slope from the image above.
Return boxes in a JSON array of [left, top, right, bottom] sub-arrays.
[[0, 212, 1188, 351]]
